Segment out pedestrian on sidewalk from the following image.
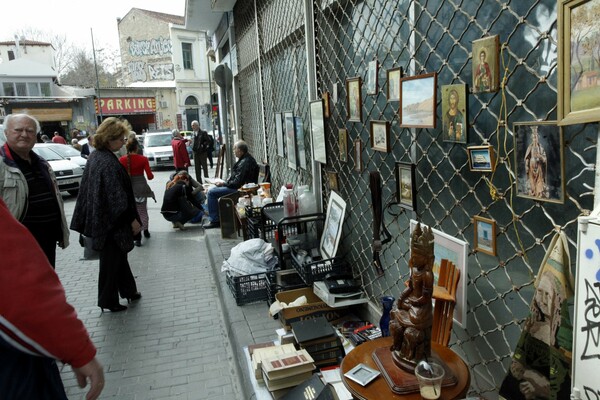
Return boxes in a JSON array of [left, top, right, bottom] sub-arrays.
[[52, 131, 67, 144], [119, 137, 155, 246], [171, 129, 191, 172], [0, 113, 70, 268], [0, 198, 105, 400], [70, 117, 142, 313], [191, 120, 210, 181], [161, 171, 204, 230]]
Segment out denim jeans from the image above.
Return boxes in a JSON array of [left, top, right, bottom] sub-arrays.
[[207, 186, 237, 223]]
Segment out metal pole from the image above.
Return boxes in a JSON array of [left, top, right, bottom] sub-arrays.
[[91, 28, 103, 122]]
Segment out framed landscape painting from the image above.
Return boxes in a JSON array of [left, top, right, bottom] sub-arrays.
[[370, 120, 390, 153], [473, 216, 497, 256], [399, 72, 437, 128], [467, 145, 495, 172], [396, 162, 416, 211]]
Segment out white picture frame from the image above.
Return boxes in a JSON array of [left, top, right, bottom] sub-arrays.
[[410, 220, 468, 329], [320, 191, 347, 260], [310, 100, 327, 164], [344, 363, 380, 386]]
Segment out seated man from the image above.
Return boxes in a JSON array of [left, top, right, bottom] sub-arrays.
[[160, 171, 204, 230], [203, 140, 258, 229]]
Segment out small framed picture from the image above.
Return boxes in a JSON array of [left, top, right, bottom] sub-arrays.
[[386, 67, 402, 101], [323, 91, 331, 119], [326, 169, 339, 191], [274, 112, 285, 157], [400, 72, 437, 128], [310, 100, 327, 164], [514, 121, 564, 203], [467, 145, 495, 172], [354, 139, 362, 172], [396, 162, 416, 211], [472, 35, 500, 94], [367, 59, 378, 95], [474, 216, 497, 256], [441, 84, 468, 143], [284, 111, 297, 170], [346, 77, 362, 122], [339, 128, 348, 162], [344, 363, 380, 386], [370, 120, 390, 153]]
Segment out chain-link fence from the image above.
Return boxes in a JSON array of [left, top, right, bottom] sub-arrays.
[[233, 0, 596, 397]]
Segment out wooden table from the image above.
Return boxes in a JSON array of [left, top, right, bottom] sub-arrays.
[[341, 337, 470, 400]]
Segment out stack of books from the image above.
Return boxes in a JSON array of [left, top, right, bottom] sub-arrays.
[[261, 348, 316, 393], [290, 316, 344, 368], [251, 343, 297, 382]]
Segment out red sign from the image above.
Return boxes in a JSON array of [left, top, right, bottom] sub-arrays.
[[95, 97, 156, 115]]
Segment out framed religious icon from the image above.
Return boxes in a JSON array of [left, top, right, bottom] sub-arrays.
[[284, 111, 297, 169], [339, 128, 348, 162], [323, 91, 331, 119], [353, 139, 362, 172], [367, 59, 378, 95], [473, 216, 497, 256], [274, 112, 285, 157], [558, 0, 600, 125], [386, 67, 402, 101], [346, 77, 362, 122], [467, 145, 495, 172], [514, 121, 564, 203], [400, 72, 437, 128], [326, 169, 339, 191], [370, 120, 390, 153], [309, 100, 327, 164], [472, 35, 500, 93], [441, 84, 468, 143], [396, 162, 416, 211]]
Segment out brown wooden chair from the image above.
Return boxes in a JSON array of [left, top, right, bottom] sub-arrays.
[[215, 144, 226, 179], [431, 259, 460, 346]]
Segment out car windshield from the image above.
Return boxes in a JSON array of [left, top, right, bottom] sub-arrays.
[[49, 145, 80, 157], [33, 146, 63, 161], [146, 134, 171, 147]]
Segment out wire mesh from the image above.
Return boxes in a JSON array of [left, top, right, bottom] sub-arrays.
[[233, 0, 596, 396]]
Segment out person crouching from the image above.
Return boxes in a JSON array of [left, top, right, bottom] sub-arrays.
[[160, 171, 204, 230]]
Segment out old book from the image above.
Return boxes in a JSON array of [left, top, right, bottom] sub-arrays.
[[262, 349, 316, 381], [302, 336, 341, 354], [247, 340, 276, 356], [291, 316, 337, 345], [252, 343, 297, 380], [310, 346, 343, 363], [280, 373, 334, 400], [263, 369, 315, 391]]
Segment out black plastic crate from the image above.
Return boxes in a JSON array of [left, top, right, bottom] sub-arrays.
[[226, 271, 273, 306], [266, 269, 308, 307], [290, 256, 351, 285], [245, 217, 261, 239], [245, 204, 262, 219]]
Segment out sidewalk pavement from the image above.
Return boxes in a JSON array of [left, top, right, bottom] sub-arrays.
[[56, 168, 280, 400]]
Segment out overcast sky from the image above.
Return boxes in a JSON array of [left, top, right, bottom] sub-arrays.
[[0, 0, 185, 52]]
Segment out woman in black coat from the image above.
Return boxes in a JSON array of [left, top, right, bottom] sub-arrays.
[[161, 171, 204, 230], [71, 118, 142, 312]]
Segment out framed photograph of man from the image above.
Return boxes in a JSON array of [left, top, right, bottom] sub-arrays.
[[442, 84, 467, 143], [367, 60, 378, 95], [396, 162, 416, 211], [346, 77, 362, 122], [514, 122, 564, 203], [472, 35, 499, 93], [400, 72, 437, 128], [354, 139, 362, 172], [467, 145, 495, 172], [387, 67, 402, 101], [339, 128, 348, 162], [473, 216, 497, 256], [370, 120, 390, 153], [284, 111, 297, 170], [558, 0, 600, 125]]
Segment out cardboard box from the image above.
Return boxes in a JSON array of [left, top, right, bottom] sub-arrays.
[[275, 287, 348, 330]]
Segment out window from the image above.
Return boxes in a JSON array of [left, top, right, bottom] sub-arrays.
[[27, 82, 41, 97], [16, 83, 27, 97], [7, 51, 15, 61], [2, 83, 15, 96], [182, 43, 193, 69], [40, 83, 51, 96]]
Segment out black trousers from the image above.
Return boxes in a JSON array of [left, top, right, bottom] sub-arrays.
[[98, 236, 138, 308]]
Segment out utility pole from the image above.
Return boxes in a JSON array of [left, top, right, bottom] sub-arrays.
[[91, 28, 103, 122]]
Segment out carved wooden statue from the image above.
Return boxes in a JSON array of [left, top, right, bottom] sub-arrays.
[[389, 222, 435, 368]]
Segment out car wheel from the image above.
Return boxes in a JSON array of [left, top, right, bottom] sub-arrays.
[[67, 189, 79, 196]]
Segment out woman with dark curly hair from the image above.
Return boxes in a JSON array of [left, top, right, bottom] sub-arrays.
[[71, 117, 142, 313]]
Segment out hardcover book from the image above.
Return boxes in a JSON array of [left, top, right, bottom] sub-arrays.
[[252, 343, 297, 380], [291, 316, 337, 345], [263, 370, 315, 391], [262, 349, 316, 381], [280, 373, 334, 400]]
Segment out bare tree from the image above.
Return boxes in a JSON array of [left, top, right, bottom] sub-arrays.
[[60, 48, 118, 88]]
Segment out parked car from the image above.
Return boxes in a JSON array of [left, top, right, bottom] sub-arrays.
[[143, 131, 174, 169], [35, 143, 87, 170], [32, 144, 84, 196]]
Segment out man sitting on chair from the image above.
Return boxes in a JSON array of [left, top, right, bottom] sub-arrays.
[[203, 140, 258, 229]]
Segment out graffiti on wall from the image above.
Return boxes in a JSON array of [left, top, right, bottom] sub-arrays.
[[127, 62, 174, 82], [128, 37, 173, 57]]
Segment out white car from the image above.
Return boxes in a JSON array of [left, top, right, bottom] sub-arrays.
[[143, 131, 174, 169], [32, 144, 84, 196], [35, 143, 87, 170]]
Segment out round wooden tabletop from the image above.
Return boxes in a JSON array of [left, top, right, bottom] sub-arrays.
[[341, 337, 470, 400]]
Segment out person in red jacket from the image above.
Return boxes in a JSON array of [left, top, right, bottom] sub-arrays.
[[171, 129, 191, 172], [0, 198, 104, 400], [51, 131, 67, 144]]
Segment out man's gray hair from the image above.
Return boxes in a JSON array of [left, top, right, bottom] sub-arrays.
[[4, 113, 41, 133], [172, 129, 180, 138], [234, 140, 248, 154]]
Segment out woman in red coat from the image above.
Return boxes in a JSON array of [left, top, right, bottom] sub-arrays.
[[119, 138, 155, 246]]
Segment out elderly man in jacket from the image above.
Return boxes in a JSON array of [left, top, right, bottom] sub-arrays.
[[203, 140, 258, 229], [0, 113, 70, 268]]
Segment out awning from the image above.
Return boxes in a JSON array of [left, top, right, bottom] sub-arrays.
[[12, 107, 73, 122]]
